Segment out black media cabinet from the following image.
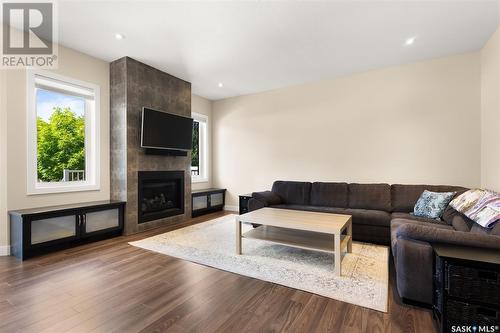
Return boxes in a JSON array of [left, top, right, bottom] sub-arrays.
[[191, 188, 226, 217], [239, 194, 252, 215], [10, 200, 125, 260], [433, 244, 500, 333]]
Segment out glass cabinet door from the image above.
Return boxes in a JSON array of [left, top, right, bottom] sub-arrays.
[[193, 195, 208, 210], [31, 215, 77, 245], [210, 193, 224, 207], [84, 208, 120, 234]]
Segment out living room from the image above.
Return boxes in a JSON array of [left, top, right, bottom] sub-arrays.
[[0, 1, 499, 332]]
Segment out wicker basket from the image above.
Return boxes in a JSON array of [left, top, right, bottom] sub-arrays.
[[447, 264, 500, 306], [447, 300, 499, 326]]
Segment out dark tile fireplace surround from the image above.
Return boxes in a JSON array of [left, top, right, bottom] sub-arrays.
[[110, 57, 192, 235], [138, 171, 185, 223]]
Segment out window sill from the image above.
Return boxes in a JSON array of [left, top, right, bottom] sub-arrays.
[[27, 183, 100, 195], [191, 177, 209, 184]]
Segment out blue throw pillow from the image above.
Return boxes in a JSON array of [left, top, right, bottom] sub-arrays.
[[413, 190, 456, 219]]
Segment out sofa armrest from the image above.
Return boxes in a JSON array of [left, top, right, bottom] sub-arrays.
[[394, 237, 434, 304], [248, 198, 266, 212], [396, 224, 500, 250], [251, 191, 282, 206], [247, 191, 282, 212]]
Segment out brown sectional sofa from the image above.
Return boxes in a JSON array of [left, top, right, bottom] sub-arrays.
[[249, 181, 466, 245], [248, 180, 500, 305]]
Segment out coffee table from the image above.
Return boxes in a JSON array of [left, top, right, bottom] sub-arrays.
[[235, 207, 352, 276]]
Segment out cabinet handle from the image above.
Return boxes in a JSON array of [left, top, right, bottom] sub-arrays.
[[77, 215, 81, 226], [83, 214, 86, 225]]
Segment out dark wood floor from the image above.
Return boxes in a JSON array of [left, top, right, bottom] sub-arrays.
[[0, 211, 436, 333]]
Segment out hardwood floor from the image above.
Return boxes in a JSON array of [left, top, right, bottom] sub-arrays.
[[0, 211, 436, 333]]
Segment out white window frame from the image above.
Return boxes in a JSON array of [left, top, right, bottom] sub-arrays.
[[191, 112, 209, 184], [26, 69, 100, 195]]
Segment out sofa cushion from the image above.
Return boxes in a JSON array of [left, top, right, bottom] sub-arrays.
[[442, 206, 462, 225], [391, 184, 467, 213], [452, 215, 474, 232], [348, 183, 391, 211], [391, 212, 448, 225], [271, 181, 312, 205], [470, 221, 500, 236], [310, 182, 348, 207], [342, 208, 391, 227]]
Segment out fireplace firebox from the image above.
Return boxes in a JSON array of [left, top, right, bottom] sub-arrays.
[[138, 171, 184, 223]]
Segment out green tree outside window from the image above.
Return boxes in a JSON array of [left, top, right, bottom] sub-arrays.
[[191, 121, 199, 173], [37, 107, 85, 182]]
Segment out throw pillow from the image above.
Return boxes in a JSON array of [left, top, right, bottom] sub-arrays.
[[450, 189, 500, 228], [449, 189, 485, 216], [413, 190, 456, 219]]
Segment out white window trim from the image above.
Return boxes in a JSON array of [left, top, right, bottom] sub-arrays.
[[26, 69, 101, 195], [191, 112, 209, 184]]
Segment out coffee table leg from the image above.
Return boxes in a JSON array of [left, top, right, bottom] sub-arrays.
[[334, 233, 341, 276], [236, 216, 242, 255], [347, 219, 352, 253]]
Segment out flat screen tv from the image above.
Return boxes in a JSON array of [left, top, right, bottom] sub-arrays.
[[141, 107, 193, 151]]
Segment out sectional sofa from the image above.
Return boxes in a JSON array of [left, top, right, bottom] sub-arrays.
[[248, 180, 500, 305], [248, 180, 466, 244]]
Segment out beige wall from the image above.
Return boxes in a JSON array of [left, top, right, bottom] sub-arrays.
[[0, 70, 7, 253], [213, 53, 482, 207], [0, 46, 110, 251], [191, 94, 213, 191], [481, 27, 500, 192]]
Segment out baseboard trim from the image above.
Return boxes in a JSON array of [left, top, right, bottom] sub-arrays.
[[224, 205, 238, 212], [0, 245, 10, 256]]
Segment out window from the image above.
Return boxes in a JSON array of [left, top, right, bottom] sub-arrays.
[[191, 112, 208, 183], [27, 70, 100, 194]]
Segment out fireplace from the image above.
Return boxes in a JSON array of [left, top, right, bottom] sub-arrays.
[[138, 171, 184, 223]]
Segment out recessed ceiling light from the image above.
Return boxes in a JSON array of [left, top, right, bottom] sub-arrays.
[[217, 82, 223, 88], [405, 37, 416, 46], [115, 33, 124, 40]]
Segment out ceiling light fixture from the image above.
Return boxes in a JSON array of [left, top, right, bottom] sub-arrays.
[[218, 82, 223, 88], [405, 36, 416, 46], [115, 33, 124, 40]]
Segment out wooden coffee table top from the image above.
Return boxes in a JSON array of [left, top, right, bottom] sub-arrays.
[[238, 207, 352, 234]]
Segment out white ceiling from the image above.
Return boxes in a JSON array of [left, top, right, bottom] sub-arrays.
[[57, 1, 500, 100]]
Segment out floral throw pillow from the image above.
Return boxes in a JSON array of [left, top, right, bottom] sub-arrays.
[[413, 190, 457, 219]]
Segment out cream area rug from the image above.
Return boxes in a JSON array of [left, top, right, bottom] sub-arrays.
[[129, 214, 389, 312]]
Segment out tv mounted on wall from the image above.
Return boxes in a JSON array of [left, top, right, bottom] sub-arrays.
[[140, 107, 193, 152]]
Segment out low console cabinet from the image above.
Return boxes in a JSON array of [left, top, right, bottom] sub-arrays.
[[10, 200, 125, 260]]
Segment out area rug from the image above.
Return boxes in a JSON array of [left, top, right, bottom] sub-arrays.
[[129, 214, 389, 312]]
